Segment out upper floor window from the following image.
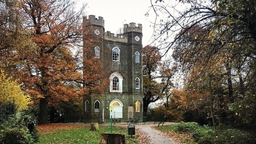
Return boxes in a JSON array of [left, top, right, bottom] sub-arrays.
[[135, 77, 140, 89], [135, 51, 140, 63], [94, 100, 100, 112], [94, 46, 100, 58], [112, 47, 120, 61], [109, 72, 123, 93], [113, 77, 119, 90]]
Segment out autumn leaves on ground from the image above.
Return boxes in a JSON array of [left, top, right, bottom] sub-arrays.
[[38, 123, 87, 135]]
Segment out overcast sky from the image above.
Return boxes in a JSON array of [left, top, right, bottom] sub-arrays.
[[76, 0, 155, 46]]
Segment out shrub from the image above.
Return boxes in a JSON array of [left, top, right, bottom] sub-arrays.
[[0, 70, 31, 112], [170, 122, 256, 144], [171, 121, 199, 133], [0, 109, 39, 143], [192, 126, 215, 144], [192, 126, 256, 144], [214, 129, 256, 144]]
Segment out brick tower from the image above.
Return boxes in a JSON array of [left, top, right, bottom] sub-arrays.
[[83, 15, 143, 123]]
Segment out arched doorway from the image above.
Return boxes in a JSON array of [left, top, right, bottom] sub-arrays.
[[109, 99, 123, 119]]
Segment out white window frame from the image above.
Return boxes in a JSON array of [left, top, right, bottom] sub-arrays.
[[109, 72, 123, 93], [112, 47, 120, 61], [112, 77, 119, 90], [94, 46, 100, 58]]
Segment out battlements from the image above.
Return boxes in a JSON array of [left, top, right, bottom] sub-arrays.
[[104, 31, 127, 43], [83, 15, 142, 43], [123, 22, 142, 33], [84, 15, 104, 27]]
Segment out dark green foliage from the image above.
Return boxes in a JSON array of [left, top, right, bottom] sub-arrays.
[[229, 92, 256, 129], [0, 102, 16, 122], [171, 121, 199, 133], [0, 104, 39, 144], [166, 122, 256, 144], [0, 116, 36, 144], [192, 128, 256, 144]]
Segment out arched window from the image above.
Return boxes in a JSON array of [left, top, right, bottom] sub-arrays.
[[94, 100, 100, 112], [135, 77, 140, 89], [135, 51, 140, 63], [112, 47, 120, 61], [135, 101, 141, 112], [85, 100, 89, 112], [94, 46, 100, 58], [113, 77, 119, 90], [109, 72, 123, 93]]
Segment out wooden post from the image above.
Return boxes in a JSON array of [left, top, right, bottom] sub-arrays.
[[99, 133, 125, 144]]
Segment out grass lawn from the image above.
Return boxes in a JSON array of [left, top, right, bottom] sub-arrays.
[[37, 123, 138, 144]]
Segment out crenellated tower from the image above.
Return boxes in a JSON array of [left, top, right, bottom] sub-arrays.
[[123, 22, 143, 44], [83, 15, 105, 59], [82, 15, 143, 123]]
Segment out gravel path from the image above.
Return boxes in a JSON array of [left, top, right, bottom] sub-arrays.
[[136, 124, 175, 144]]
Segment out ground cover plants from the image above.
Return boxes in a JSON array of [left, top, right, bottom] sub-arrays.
[[38, 123, 139, 144], [156, 122, 256, 144]]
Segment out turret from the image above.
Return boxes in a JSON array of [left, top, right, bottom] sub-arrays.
[[123, 23, 142, 44], [83, 15, 105, 28], [123, 22, 142, 33]]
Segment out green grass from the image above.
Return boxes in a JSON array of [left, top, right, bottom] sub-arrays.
[[39, 125, 138, 144]]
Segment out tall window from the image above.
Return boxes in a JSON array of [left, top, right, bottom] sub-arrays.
[[94, 100, 100, 112], [135, 77, 140, 89], [135, 101, 141, 112], [135, 51, 140, 63], [112, 47, 120, 61], [85, 101, 89, 112], [109, 72, 123, 93], [112, 77, 119, 90], [94, 46, 100, 58]]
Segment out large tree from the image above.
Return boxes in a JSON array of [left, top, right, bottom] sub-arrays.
[[150, 0, 256, 128], [142, 45, 176, 113], [0, 0, 104, 124], [6, 0, 103, 124]]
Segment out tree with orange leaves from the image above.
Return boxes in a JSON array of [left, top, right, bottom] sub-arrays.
[[6, 0, 103, 124], [142, 45, 176, 113]]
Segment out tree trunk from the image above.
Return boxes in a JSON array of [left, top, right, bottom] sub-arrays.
[[38, 98, 48, 124], [209, 75, 216, 129], [143, 100, 149, 114], [226, 62, 234, 102], [99, 133, 125, 144]]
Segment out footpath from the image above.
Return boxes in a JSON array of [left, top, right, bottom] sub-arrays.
[[136, 123, 175, 144]]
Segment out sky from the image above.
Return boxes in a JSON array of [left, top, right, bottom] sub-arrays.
[[76, 0, 155, 46]]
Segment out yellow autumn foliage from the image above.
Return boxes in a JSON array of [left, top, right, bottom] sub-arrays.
[[0, 70, 31, 112]]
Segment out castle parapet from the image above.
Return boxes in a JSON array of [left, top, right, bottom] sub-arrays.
[[84, 15, 104, 27], [123, 22, 142, 33], [105, 31, 127, 43]]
